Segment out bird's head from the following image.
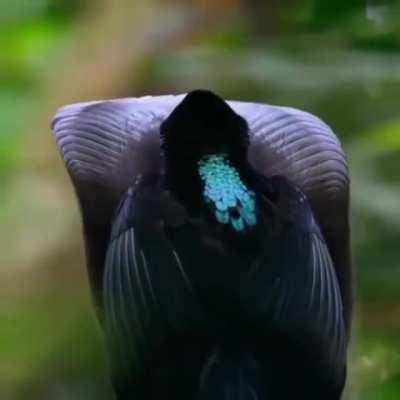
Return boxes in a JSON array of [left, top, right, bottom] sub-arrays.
[[160, 90, 249, 168], [161, 91, 257, 231]]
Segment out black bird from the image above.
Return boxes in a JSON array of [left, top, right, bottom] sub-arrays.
[[53, 90, 351, 400]]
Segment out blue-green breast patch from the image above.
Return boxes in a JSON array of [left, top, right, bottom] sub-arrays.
[[198, 154, 257, 232]]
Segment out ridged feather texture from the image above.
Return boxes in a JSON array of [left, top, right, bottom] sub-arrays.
[[52, 92, 351, 400], [52, 93, 352, 332], [101, 176, 347, 399], [198, 154, 257, 231], [52, 96, 349, 196]]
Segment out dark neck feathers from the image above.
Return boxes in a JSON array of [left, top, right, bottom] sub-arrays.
[[160, 90, 250, 207]]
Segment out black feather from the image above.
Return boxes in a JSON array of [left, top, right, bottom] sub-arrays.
[[103, 169, 346, 399], [160, 90, 250, 210], [52, 90, 351, 400]]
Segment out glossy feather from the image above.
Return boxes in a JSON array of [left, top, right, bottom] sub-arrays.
[[52, 93, 351, 400], [102, 173, 346, 399], [52, 95, 351, 330]]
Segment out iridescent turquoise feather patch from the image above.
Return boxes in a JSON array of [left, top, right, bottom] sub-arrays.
[[198, 154, 257, 232]]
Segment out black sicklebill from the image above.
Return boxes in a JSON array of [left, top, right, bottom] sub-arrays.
[[53, 90, 351, 400]]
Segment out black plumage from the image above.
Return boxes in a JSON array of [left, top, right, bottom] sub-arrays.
[[52, 90, 351, 400]]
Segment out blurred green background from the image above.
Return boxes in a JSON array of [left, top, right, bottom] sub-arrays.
[[1, 0, 399, 399]]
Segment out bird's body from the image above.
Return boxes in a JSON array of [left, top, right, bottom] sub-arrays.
[[53, 90, 351, 400], [104, 173, 345, 400]]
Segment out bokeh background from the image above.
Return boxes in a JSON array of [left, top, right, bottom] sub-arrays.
[[1, 0, 399, 399]]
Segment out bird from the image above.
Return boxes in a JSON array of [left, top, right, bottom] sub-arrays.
[[52, 89, 351, 400]]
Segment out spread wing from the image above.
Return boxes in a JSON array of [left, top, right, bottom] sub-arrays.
[[243, 177, 346, 391], [102, 182, 209, 396], [260, 229, 346, 393], [52, 94, 350, 329], [104, 176, 346, 396]]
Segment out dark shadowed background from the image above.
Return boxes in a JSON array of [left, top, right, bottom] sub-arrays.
[[1, 0, 399, 399]]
